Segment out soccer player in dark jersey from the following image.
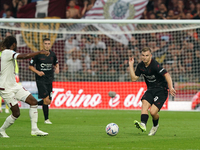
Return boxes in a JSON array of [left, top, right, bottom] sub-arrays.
[[129, 47, 176, 136], [29, 38, 59, 124]]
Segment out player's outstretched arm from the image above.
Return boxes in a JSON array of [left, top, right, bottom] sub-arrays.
[[164, 73, 176, 97], [129, 57, 139, 82], [29, 66, 45, 76], [17, 50, 49, 59]]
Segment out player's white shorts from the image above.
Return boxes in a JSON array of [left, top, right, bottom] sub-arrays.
[[0, 83, 31, 108]]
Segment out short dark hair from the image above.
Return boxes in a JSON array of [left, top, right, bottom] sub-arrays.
[[141, 47, 151, 53], [43, 38, 50, 42], [2, 36, 17, 49]]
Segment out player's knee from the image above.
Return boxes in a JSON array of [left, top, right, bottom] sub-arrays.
[[29, 99, 38, 105], [43, 96, 51, 105], [150, 110, 157, 117], [43, 99, 51, 105], [26, 94, 38, 105], [13, 111, 20, 118], [32, 100, 38, 105]]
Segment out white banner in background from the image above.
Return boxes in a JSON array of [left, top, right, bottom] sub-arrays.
[[84, 0, 148, 45]]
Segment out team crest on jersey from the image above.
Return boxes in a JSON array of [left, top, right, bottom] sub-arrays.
[[103, 0, 135, 26], [21, 17, 60, 52]]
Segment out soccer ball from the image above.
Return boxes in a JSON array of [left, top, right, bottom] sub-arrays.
[[105, 123, 119, 136]]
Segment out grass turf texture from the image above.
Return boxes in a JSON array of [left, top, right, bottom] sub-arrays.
[[0, 109, 199, 150]]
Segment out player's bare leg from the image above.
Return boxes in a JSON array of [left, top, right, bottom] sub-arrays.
[[43, 96, 51, 105]]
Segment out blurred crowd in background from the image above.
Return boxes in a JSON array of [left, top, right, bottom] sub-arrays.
[[58, 29, 200, 83], [0, 0, 200, 83], [0, 0, 96, 19], [142, 0, 200, 19]]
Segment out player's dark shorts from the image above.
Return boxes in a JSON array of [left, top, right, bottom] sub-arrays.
[[141, 87, 168, 110], [36, 81, 52, 100]]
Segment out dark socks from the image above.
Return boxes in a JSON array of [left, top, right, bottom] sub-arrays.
[[37, 100, 49, 121], [141, 114, 149, 125], [37, 100, 43, 105], [43, 104, 49, 120], [153, 118, 159, 127]]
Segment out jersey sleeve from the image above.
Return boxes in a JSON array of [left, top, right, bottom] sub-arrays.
[[154, 61, 167, 76], [29, 56, 36, 66], [6, 50, 19, 60], [13, 53, 19, 59], [53, 53, 58, 66], [135, 64, 141, 77]]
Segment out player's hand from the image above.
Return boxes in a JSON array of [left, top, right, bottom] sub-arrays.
[[169, 87, 176, 97], [40, 50, 50, 56], [84, 0, 88, 6], [129, 57, 134, 66], [37, 71, 45, 76], [55, 67, 59, 74]]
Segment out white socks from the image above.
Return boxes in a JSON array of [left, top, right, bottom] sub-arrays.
[[29, 105, 38, 131], [1, 105, 39, 132], [0, 115, 17, 130]]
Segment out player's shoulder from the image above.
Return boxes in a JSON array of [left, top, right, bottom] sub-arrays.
[[151, 59, 164, 70], [151, 58, 159, 65], [2, 49, 15, 55], [49, 50, 56, 55], [2, 49, 12, 53], [137, 61, 144, 67], [50, 50, 57, 58]]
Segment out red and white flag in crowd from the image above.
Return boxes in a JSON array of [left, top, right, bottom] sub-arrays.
[[84, 0, 148, 45], [17, 0, 66, 18]]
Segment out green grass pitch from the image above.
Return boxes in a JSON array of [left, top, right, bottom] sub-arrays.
[[0, 109, 200, 150]]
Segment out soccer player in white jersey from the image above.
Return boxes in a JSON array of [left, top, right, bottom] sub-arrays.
[[0, 36, 49, 138]]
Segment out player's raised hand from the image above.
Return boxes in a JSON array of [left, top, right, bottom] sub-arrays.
[[129, 57, 134, 66], [40, 50, 50, 56]]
